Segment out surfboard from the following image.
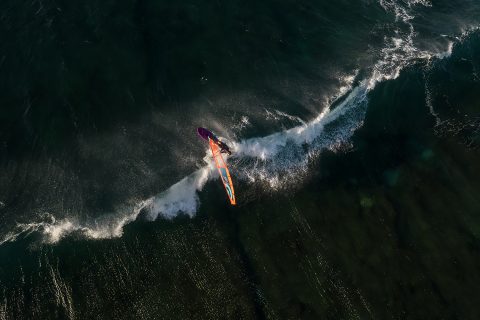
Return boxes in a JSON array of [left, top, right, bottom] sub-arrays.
[[208, 137, 236, 205]]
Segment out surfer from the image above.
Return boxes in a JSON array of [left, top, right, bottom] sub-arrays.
[[196, 127, 236, 205], [213, 138, 232, 155], [197, 127, 232, 155]]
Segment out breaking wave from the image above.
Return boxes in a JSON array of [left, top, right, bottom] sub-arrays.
[[0, 0, 467, 245]]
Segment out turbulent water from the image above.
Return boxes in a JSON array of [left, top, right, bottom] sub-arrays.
[[1, 0, 480, 318]]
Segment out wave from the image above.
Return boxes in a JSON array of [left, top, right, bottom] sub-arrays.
[[0, 0, 465, 245]]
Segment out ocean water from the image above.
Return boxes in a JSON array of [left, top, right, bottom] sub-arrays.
[[1, 0, 480, 318]]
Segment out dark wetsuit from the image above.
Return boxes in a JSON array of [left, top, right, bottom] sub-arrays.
[[214, 139, 232, 155], [218, 142, 231, 155]]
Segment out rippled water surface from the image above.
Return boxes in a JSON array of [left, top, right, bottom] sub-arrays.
[[1, 0, 480, 318]]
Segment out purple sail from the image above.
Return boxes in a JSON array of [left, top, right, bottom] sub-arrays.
[[197, 127, 216, 141]]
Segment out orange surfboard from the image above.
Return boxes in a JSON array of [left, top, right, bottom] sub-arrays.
[[209, 138, 236, 205]]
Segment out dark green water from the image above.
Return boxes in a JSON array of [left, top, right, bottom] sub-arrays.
[[1, 0, 480, 319]]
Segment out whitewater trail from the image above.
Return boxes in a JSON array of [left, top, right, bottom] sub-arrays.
[[0, 0, 461, 245]]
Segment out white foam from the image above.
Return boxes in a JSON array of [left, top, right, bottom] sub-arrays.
[[425, 27, 480, 125], [406, 0, 432, 8], [147, 165, 212, 220], [231, 115, 251, 132], [436, 41, 454, 59], [424, 71, 441, 126], [0, 200, 153, 244], [235, 85, 368, 160], [369, 0, 436, 89], [337, 70, 359, 99]]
